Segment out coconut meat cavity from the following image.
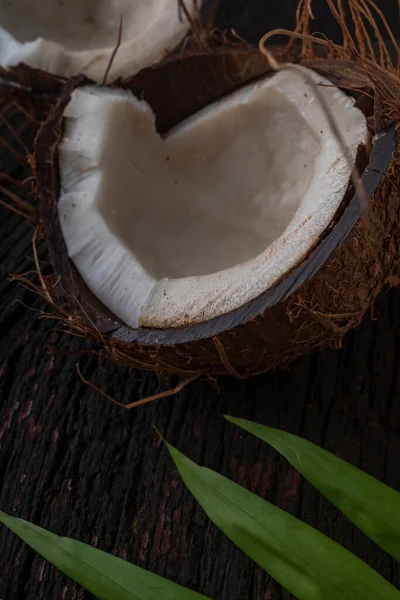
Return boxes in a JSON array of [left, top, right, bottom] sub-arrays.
[[58, 66, 368, 329]]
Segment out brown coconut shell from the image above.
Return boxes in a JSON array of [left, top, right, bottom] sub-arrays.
[[29, 42, 400, 378]]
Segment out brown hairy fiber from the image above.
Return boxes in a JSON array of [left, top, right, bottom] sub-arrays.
[[0, 100, 38, 221], [6, 0, 400, 379]]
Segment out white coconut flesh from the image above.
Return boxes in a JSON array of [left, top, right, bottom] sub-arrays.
[[58, 66, 368, 330], [0, 0, 195, 81]]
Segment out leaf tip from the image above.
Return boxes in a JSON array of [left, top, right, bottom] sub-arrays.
[[153, 426, 175, 455], [153, 425, 165, 442], [224, 415, 241, 425]]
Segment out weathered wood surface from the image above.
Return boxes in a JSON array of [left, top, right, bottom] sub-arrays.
[[1, 1, 400, 599]]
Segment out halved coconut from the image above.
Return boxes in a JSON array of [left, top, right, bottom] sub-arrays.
[[58, 67, 367, 330], [0, 0, 198, 82], [34, 46, 399, 376]]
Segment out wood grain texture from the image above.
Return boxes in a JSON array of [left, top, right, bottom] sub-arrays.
[[1, 1, 400, 599]]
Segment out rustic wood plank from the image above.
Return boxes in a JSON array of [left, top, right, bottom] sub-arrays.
[[1, 2, 400, 599]]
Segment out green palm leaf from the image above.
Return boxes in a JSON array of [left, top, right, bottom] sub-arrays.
[[0, 511, 210, 600], [166, 441, 400, 600], [225, 416, 400, 562]]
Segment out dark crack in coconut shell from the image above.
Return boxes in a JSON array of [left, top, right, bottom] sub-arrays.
[[32, 45, 400, 377]]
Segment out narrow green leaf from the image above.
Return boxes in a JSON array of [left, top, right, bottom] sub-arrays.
[[166, 442, 400, 600], [0, 512, 209, 600], [226, 416, 400, 563]]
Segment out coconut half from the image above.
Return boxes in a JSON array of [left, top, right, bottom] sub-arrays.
[[31, 37, 400, 376], [0, 0, 198, 82], [58, 66, 367, 331]]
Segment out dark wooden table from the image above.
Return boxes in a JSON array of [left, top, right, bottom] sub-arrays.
[[1, 2, 400, 599]]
